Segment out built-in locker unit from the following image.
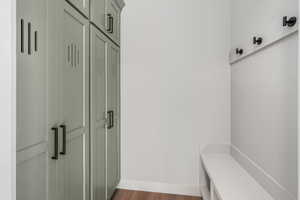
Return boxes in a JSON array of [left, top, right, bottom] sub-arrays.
[[16, 0, 124, 199]]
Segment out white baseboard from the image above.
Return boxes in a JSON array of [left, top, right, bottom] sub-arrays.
[[231, 145, 297, 200], [117, 180, 201, 197]]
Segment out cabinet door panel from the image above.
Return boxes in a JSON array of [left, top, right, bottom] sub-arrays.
[[61, 3, 90, 200], [17, 0, 47, 151], [47, 0, 64, 200], [90, 25, 108, 200], [107, 43, 120, 198]]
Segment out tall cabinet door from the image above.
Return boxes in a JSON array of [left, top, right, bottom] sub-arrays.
[[60, 3, 90, 200], [16, 0, 47, 199], [107, 42, 121, 199], [48, 0, 65, 200], [90, 25, 109, 200]]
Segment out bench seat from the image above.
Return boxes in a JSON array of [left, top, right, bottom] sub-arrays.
[[201, 153, 274, 200]]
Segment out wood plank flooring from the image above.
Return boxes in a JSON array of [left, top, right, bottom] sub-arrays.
[[112, 189, 202, 200]]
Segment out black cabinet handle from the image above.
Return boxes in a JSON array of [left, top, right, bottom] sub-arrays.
[[21, 19, 24, 53], [60, 124, 67, 155], [51, 127, 59, 160], [107, 14, 114, 34], [34, 31, 38, 52], [110, 16, 114, 34], [28, 22, 31, 55], [107, 111, 111, 129], [107, 110, 114, 129], [107, 14, 112, 33], [111, 110, 114, 128]]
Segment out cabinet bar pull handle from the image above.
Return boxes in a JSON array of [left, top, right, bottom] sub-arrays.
[[107, 111, 111, 129], [107, 14, 113, 33], [21, 19, 24, 53], [51, 127, 59, 160], [107, 110, 114, 129], [71, 44, 73, 67], [34, 31, 38, 52], [111, 110, 114, 128], [110, 16, 114, 34], [74, 45, 76, 67], [28, 22, 31, 55], [60, 125, 67, 155]]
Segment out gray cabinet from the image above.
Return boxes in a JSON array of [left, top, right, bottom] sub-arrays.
[[17, 0, 123, 199], [16, 0, 47, 199], [91, 0, 121, 44], [48, 2, 90, 200], [90, 25, 121, 200]]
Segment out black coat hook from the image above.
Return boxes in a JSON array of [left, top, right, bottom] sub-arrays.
[[236, 48, 243, 55], [283, 16, 297, 27], [253, 37, 263, 45]]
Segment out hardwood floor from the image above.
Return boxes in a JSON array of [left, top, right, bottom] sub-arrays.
[[112, 189, 202, 200]]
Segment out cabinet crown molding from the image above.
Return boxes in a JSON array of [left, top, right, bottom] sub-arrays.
[[114, 0, 125, 10]]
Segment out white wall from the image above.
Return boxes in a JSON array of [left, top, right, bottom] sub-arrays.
[[231, 34, 298, 199], [0, 0, 16, 200], [231, 0, 298, 199], [120, 0, 231, 196], [231, 0, 298, 51]]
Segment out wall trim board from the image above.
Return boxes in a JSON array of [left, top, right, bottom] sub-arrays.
[[230, 28, 298, 65], [118, 180, 202, 197], [231, 145, 296, 200]]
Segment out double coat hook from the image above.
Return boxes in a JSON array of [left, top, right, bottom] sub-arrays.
[[283, 16, 297, 27], [253, 37, 263, 45], [236, 48, 243, 55]]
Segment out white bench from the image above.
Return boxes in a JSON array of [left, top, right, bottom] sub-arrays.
[[201, 147, 274, 200]]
